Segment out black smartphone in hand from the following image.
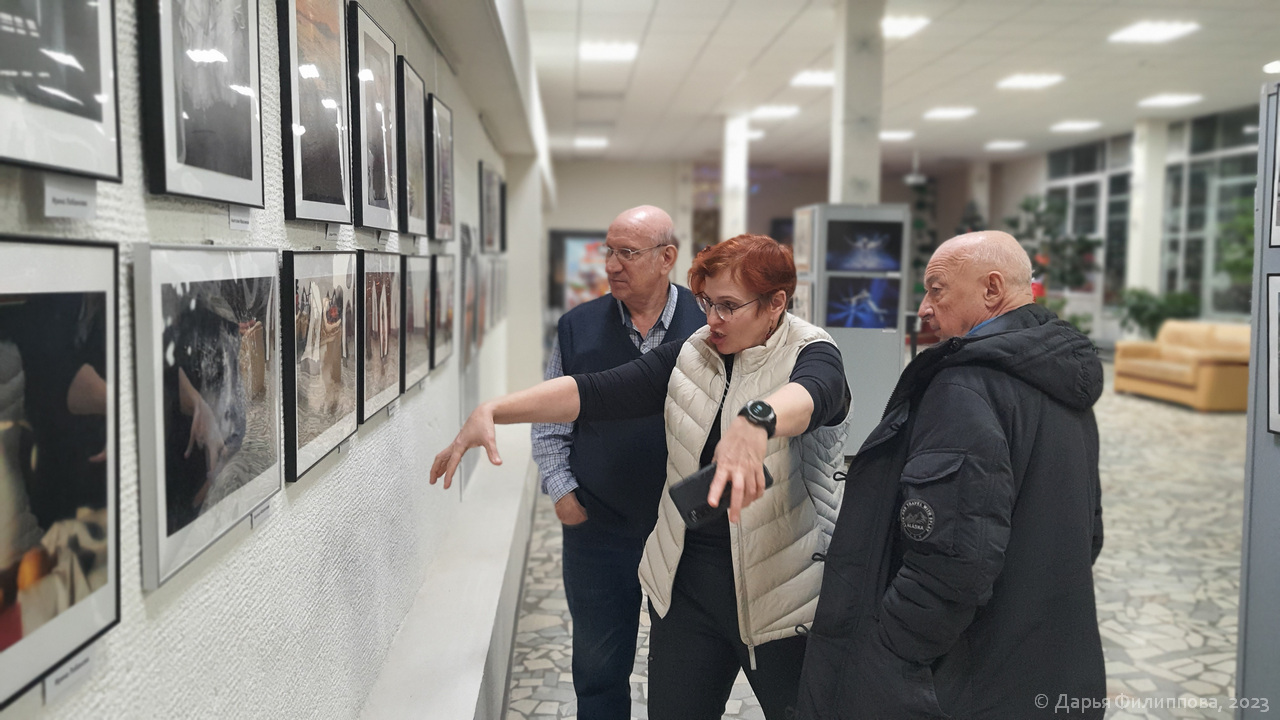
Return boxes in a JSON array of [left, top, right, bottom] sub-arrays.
[[668, 462, 774, 530]]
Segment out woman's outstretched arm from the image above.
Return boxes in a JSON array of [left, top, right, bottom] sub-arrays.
[[429, 376, 580, 489]]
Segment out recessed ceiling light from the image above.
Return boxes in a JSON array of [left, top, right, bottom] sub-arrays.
[[924, 106, 975, 120], [574, 136, 609, 149], [1138, 93, 1203, 108], [985, 140, 1026, 151], [747, 129, 765, 141], [882, 16, 929, 39], [750, 105, 800, 120], [791, 70, 835, 87], [579, 41, 638, 62], [1244, 124, 1259, 135], [879, 130, 915, 142], [1265, 61, 1280, 74], [1109, 21, 1199, 44], [997, 73, 1064, 90], [1051, 120, 1102, 133]]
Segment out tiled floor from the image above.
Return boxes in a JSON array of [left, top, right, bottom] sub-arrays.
[[507, 365, 1248, 720]]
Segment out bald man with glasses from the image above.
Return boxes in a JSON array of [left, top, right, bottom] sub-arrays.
[[532, 205, 705, 719]]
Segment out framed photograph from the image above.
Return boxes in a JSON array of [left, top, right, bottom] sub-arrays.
[[278, 0, 352, 223], [281, 251, 357, 482], [0, 0, 121, 180], [825, 220, 903, 272], [500, 180, 508, 253], [134, 245, 279, 590], [347, 3, 398, 231], [358, 251, 401, 421], [429, 95, 455, 242], [431, 254, 454, 368], [476, 257, 489, 349], [401, 255, 431, 390], [138, 0, 265, 205], [460, 226, 476, 366], [397, 58, 428, 236], [563, 234, 610, 310], [479, 162, 502, 254], [1268, 275, 1280, 432], [793, 207, 814, 273], [790, 282, 812, 323], [0, 237, 118, 710], [825, 276, 899, 329]]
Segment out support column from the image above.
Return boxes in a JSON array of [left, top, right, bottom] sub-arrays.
[[504, 154, 545, 392], [720, 114, 749, 240], [967, 161, 991, 223], [673, 161, 695, 285], [829, 0, 885, 204], [1126, 119, 1169, 295]]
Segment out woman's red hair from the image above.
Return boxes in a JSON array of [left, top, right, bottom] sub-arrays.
[[688, 234, 796, 302]]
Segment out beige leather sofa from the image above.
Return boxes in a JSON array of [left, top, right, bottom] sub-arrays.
[[1113, 320, 1250, 412]]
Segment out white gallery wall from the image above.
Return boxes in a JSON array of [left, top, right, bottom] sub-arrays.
[[0, 0, 531, 714]]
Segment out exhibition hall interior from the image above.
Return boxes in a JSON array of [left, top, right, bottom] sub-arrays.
[[1, 0, 1279, 718]]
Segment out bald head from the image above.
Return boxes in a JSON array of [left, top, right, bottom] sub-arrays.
[[604, 205, 679, 313], [918, 230, 1035, 339], [608, 205, 676, 247]]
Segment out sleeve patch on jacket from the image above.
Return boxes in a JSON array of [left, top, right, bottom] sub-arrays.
[[899, 498, 936, 541]]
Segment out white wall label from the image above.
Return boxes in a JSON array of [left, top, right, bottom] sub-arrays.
[[229, 205, 251, 231], [43, 645, 96, 705], [44, 173, 97, 219], [386, 398, 400, 418], [338, 436, 355, 454], [250, 501, 274, 530], [326, 223, 341, 241]]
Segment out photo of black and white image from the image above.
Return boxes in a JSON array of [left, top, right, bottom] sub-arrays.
[[0, 238, 118, 710], [825, 220, 903, 272], [461, 231, 476, 367], [348, 3, 397, 231], [135, 246, 279, 590], [825, 276, 900, 329], [279, 0, 351, 222], [139, 0, 264, 204], [398, 58, 428, 236], [359, 251, 401, 421], [0, 0, 121, 179], [479, 162, 502, 253], [282, 252, 357, 481], [793, 207, 814, 273], [429, 95, 454, 242], [476, 257, 489, 349], [402, 255, 431, 390], [432, 254, 454, 368]]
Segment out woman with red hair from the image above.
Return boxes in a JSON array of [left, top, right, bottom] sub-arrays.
[[431, 234, 851, 719]]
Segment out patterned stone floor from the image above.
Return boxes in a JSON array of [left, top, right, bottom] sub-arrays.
[[507, 364, 1247, 720]]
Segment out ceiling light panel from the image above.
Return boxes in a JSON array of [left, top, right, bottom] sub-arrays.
[[748, 129, 765, 141], [1265, 61, 1280, 74], [579, 42, 638, 62], [924, 106, 975, 120], [986, 140, 1027, 151], [880, 130, 915, 141], [1051, 120, 1102, 133], [1138, 93, 1203, 108], [998, 73, 1063, 90], [750, 105, 800, 120], [1109, 21, 1200, 44], [882, 16, 929, 39], [791, 70, 835, 87], [574, 136, 609, 149]]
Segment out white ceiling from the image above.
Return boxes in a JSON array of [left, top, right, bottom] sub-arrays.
[[526, 0, 1280, 171]]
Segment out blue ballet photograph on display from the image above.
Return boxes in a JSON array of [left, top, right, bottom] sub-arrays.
[[826, 276, 899, 329], [825, 220, 903, 272]]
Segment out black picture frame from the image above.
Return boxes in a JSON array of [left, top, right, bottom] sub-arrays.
[[278, 0, 353, 223], [500, 180, 508, 253], [0, 0, 123, 181], [357, 250, 402, 422], [479, 161, 502, 254], [347, 3, 398, 231], [0, 236, 120, 710], [138, 0, 265, 206], [428, 94, 455, 242], [401, 254, 432, 390], [281, 251, 358, 481], [431, 254, 455, 369], [397, 58, 428, 236]]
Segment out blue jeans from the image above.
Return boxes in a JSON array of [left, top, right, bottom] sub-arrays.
[[561, 519, 646, 720]]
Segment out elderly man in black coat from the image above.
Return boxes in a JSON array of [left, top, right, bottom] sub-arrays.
[[797, 230, 1106, 719]]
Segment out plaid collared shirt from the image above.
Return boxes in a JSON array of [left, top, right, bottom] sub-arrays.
[[532, 284, 681, 503]]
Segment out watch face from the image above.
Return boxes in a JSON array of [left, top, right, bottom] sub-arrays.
[[750, 400, 769, 417]]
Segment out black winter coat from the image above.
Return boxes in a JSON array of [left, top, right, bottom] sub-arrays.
[[797, 303, 1106, 720]]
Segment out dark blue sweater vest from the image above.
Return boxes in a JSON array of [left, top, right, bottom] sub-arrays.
[[559, 286, 704, 538]]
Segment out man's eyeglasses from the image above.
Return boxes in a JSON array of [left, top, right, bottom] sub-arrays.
[[604, 244, 667, 262], [696, 295, 760, 321]]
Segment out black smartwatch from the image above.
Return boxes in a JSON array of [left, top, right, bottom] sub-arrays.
[[738, 400, 777, 438]]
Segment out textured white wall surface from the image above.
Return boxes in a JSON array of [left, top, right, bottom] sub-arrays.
[[0, 0, 524, 714]]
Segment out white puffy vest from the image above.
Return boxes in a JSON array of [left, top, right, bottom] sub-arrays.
[[638, 312, 850, 650]]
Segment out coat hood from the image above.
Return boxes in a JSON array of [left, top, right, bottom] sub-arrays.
[[932, 303, 1102, 410]]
